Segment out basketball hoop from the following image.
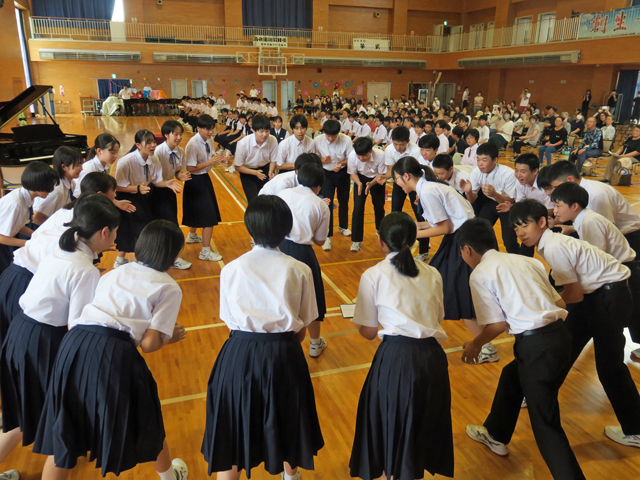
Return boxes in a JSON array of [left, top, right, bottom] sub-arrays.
[[259, 49, 287, 76]]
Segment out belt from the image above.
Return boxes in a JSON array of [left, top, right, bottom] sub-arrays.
[[515, 320, 564, 339], [592, 279, 629, 293]]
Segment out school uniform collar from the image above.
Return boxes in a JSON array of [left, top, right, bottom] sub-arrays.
[[251, 245, 280, 253], [479, 248, 500, 264], [416, 176, 427, 194], [74, 240, 95, 261], [249, 134, 268, 150], [384, 252, 399, 261], [18, 187, 34, 207], [292, 136, 306, 146], [60, 176, 71, 190], [573, 209, 588, 231], [537, 228, 554, 255], [133, 149, 152, 166]]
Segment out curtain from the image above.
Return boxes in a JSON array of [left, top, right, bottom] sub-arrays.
[[242, 0, 312, 29], [615, 70, 639, 122], [31, 0, 116, 20], [97, 79, 130, 99]]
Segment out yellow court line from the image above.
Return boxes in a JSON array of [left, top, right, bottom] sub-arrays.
[[321, 272, 352, 304], [211, 168, 247, 214], [320, 257, 385, 267], [210, 239, 225, 268], [185, 323, 227, 332], [176, 274, 220, 283]]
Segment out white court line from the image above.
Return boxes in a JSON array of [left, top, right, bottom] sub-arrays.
[[210, 168, 247, 213]]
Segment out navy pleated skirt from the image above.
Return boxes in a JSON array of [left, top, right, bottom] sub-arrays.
[[151, 186, 179, 225], [349, 336, 454, 480], [0, 312, 67, 445], [429, 233, 475, 320], [201, 331, 324, 478], [0, 263, 33, 345], [0, 244, 12, 277], [33, 326, 165, 476], [115, 190, 154, 253], [280, 239, 326, 321], [182, 173, 222, 228]]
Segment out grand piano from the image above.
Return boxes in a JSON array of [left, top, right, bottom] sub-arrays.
[[0, 85, 88, 166]]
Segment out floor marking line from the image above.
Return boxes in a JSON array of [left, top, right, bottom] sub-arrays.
[[185, 323, 227, 332], [212, 167, 248, 205], [210, 168, 247, 213], [175, 274, 220, 283], [320, 257, 385, 267], [321, 271, 352, 304]]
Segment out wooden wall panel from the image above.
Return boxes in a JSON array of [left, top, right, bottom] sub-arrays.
[[462, 7, 497, 29], [141, 0, 225, 26], [328, 5, 392, 34], [406, 11, 462, 36]]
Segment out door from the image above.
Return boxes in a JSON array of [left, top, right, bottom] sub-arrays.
[[280, 81, 295, 113], [449, 25, 463, 52], [513, 16, 533, 46], [469, 24, 484, 50], [172, 80, 188, 98], [367, 82, 391, 105], [434, 83, 456, 106], [262, 81, 277, 104], [537, 13, 556, 43], [485, 22, 495, 48], [191, 80, 207, 98]]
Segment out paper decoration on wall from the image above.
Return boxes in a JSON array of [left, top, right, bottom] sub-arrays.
[[309, 79, 312, 83], [169, 78, 172, 81], [258, 89, 262, 94], [351, 90, 355, 94], [59, 85, 65, 97], [313, 82, 318, 87], [137, 71, 140, 74], [157, 78, 160, 81], [222, 90, 227, 95], [222, 79, 226, 82], [339, 89, 344, 94], [143, 77, 147, 80], [235, 79, 238, 82], [298, 81, 301, 84], [345, 81, 351, 87], [324, 81, 329, 87], [198, 78, 201, 80], [362, 80, 365, 83], [303, 90, 308, 95], [334, 82, 339, 88], [357, 85, 363, 95], [321, 90, 326, 95]]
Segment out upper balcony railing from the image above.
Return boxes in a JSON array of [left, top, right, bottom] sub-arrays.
[[28, 5, 640, 54]]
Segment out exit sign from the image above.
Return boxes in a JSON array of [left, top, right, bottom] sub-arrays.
[[112, 74, 117, 79]]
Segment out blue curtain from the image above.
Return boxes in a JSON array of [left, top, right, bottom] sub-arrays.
[[97, 79, 130, 99], [31, 0, 116, 20], [616, 70, 639, 122], [243, 0, 312, 29]]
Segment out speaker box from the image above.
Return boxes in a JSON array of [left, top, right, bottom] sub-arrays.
[[317, 68, 322, 73], [398, 70, 402, 74]]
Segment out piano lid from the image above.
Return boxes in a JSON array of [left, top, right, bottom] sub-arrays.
[[0, 85, 54, 131]]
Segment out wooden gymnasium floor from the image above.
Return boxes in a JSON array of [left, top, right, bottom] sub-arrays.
[[3, 113, 640, 479]]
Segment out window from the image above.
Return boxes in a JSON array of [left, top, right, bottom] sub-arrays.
[[112, 0, 124, 22]]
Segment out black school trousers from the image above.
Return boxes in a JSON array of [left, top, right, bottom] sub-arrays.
[[351, 174, 385, 243], [472, 190, 524, 255], [624, 229, 640, 342], [320, 167, 350, 237], [484, 322, 586, 480], [239, 164, 270, 204], [391, 183, 429, 254]]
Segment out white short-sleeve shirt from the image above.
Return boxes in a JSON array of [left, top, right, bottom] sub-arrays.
[[469, 164, 518, 199], [417, 177, 474, 232], [234, 134, 278, 169], [219, 247, 318, 333], [461, 144, 478, 167], [185, 133, 215, 175], [356, 123, 372, 138], [478, 125, 490, 143], [347, 148, 387, 178], [154, 142, 185, 181], [383, 142, 421, 166], [74, 157, 111, 198], [352, 253, 447, 340], [314, 133, 353, 171], [20, 242, 99, 327], [276, 135, 316, 167], [445, 165, 474, 195], [278, 185, 330, 245], [437, 133, 449, 153], [71, 262, 182, 345], [115, 150, 162, 187], [0, 188, 33, 238], [515, 176, 554, 209], [470, 249, 566, 334], [573, 208, 635, 263], [259, 171, 299, 196], [579, 179, 640, 235], [34, 176, 75, 217], [537, 228, 630, 293], [373, 125, 388, 144]]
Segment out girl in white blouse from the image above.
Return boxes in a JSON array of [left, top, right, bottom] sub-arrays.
[[350, 212, 454, 480], [0, 195, 119, 479], [73, 133, 120, 198], [33, 220, 188, 480]]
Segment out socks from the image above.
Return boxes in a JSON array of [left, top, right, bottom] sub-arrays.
[[115, 257, 127, 264], [310, 338, 320, 345], [157, 466, 177, 480], [283, 470, 298, 480], [201, 247, 211, 254]]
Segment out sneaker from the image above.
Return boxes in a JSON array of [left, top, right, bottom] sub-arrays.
[[376, 230, 379, 236], [172, 458, 188, 480], [415, 252, 430, 262], [521, 398, 527, 408], [281, 470, 301, 480], [225, 166, 237, 173], [186, 233, 202, 244], [113, 258, 130, 269], [322, 238, 332, 251], [309, 337, 327, 358], [466, 425, 509, 456], [350, 242, 361, 252], [600, 178, 610, 183], [631, 348, 640, 363], [338, 227, 351, 236], [0, 471, 20, 480], [476, 344, 499, 364], [171, 257, 192, 270], [605, 426, 640, 447], [250, 238, 255, 248], [199, 250, 223, 262]]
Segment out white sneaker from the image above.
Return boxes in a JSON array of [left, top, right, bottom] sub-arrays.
[[631, 348, 640, 363], [186, 233, 202, 244], [172, 458, 188, 480], [309, 337, 327, 358], [322, 238, 332, 251], [605, 426, 640, 447], [521, 398, 527, 408], [171, 257, 192, 270], [199, 250, 223, 262], [281, 470, 301, 480], [0, 412, 3, 428], [0, 470, 20, 480], [476, 344, 499, 364], [415, 253, 430, 262], [225, 166, 237, 173], [350, 242, 361, 252], [338, 227, 351, 236], [113, 258, 130, 269], [466, 425, 509, 456]]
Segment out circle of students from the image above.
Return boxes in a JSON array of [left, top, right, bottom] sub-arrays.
[[0, 95, 640, 480]]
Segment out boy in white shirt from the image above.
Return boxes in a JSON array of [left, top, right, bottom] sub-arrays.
[[354, 115, 371, 141], [477, 115, 491, 144], [432, 154, 474, 196], [277, 114, 316, 172], [435, 120, 450, 154], [372, 116, 387, 147], [462, 129, 479, 167], [457, 217, 586, 480]]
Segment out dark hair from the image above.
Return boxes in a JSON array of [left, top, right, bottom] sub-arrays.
[[21, 160, 59, 192], [509, 199, 549, 228], [245, 195, 293, 248], [161, 120, 184, 137], [289, 114, 308, 130], [323, 119, 341, 135], [432, 154, 454, 170], [135, 220, 185, 272], [128, 129, 156, 153], [391, 126, 410, 142], [479, 115, 488, 121], [80, 172, 116, 196], [297, 163, 325, 189], [452, 126, 465, 138], [52, 146, 83, 180], [514, 153, 539, 173], [87, 133, 120, 161], [457, 114, 469, 123], [435, 120, 448, 130], [418, 134, 439, 150], [354, 136, 374, 156], [477, 142, 499, 160], [550, 181, 589, 209], [391, 156, 447, 185], [464, 128, 479, 142], [59, 194, 120, 252], [537, 161, 580, 191], [294, 152, 322, 171], [197, 114, 216, 129], [379, 212, 419, 277], [272, 115, 283, 123], [455, 217, 499, 254]]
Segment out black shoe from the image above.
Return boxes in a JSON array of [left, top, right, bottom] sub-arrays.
[[600, 178, 610, 183]]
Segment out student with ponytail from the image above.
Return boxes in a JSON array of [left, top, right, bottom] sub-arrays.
[[114, 129, 183, 268], [0, 195, 119, 480], [392, 155, 500, 364], [73, 133, 121, 198], [350, 212, 454, 480]]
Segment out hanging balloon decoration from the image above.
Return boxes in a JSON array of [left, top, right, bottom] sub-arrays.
[[321, 89, 326, 95], [334, 82, 339, 89], [339, 89, 344, 94], [345, 81, 351, 87], [324, 81, 330, 87], [303, 90, 309, 95], [313, 82, 319, 87], [351, 90, 356, 95]]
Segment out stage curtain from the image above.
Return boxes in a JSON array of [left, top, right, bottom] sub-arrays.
[[31, 0, 117, 20]]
